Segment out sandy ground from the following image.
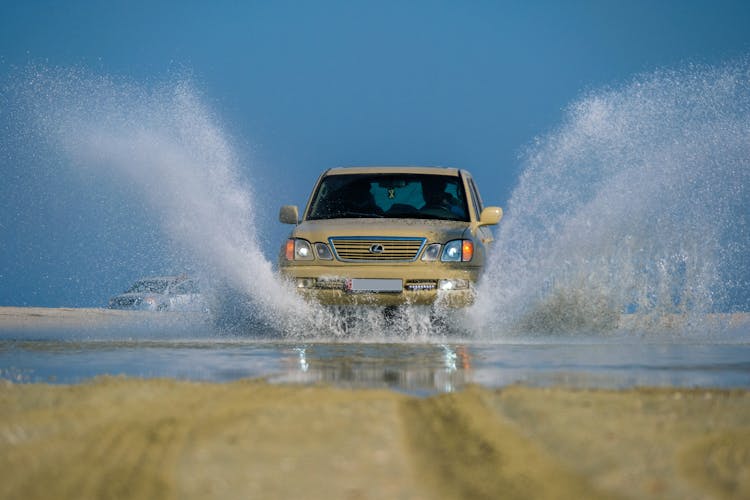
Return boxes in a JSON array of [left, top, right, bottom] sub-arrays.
[[0, 380, 748, 500], [1, 307, 749, 499], [0, 306, 205, 330]]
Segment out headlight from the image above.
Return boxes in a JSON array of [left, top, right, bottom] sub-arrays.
[[421, 243, 441, 261], [441, 239, 473, 262], [285, 239, 314, 260], [315, 242, 333, 260], [438, 279, 469, 290]]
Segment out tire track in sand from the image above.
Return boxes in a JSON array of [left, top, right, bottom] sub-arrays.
[[400, 385, 611, 500]]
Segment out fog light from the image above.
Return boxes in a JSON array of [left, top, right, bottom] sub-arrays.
[[295, 278, 316, 288], [438, 279, 469, 290], [406, 281, 437, 291]]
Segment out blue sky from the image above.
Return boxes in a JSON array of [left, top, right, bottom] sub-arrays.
[[1, 0, 750, 306]]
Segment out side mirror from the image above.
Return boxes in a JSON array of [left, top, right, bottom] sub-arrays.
[[478, 206, 503, 226], [279, 205, 299, 224]]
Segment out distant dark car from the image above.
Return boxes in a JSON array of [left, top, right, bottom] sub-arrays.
[[108, 276, 206, 311]]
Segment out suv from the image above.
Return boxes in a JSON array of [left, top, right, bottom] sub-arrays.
[[278, 166, 502, 307]]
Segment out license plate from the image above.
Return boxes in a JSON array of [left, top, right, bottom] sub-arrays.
[[346, 278, 403, 293]]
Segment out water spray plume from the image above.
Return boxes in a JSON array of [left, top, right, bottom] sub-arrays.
[[473, 60, 750, 335], [17, 67, 312, 332], [11, 60, 750, 339]]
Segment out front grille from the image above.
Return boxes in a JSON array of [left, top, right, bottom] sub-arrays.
[[330, 237, 426, 262]]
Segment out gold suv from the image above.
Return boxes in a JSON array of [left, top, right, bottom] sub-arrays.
[[278, 166, 502, 307]]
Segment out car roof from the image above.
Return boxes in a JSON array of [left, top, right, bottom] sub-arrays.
[[324, 166, 463, 176], [134, 276, 189, 282]]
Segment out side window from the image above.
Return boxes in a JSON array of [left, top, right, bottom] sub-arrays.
[[174, 280, 199, 294]]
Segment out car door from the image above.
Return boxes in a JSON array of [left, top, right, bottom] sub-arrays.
[[169, 279, 202, 310]]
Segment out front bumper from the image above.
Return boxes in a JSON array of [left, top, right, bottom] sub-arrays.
[[293, 287, 474, 307], [279, 264, 479, 307]]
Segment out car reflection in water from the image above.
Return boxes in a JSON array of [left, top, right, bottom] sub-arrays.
[[274, 343, 473, 394], [108, 275, 207, 312]]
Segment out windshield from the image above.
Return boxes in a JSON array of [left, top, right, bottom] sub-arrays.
[[306, 173, 469, 221], [173, 280, 200, 294], [125, 279, 172, 294]]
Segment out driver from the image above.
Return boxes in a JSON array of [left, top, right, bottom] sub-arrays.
[[421, 177, 463, 217], [343, 179, 383, 215]]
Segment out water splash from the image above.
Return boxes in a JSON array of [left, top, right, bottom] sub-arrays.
[[473, 60, 750, 335], [11, 67, 466, 339], [15, 67, 312, 333], [10, 61, 750, 340]]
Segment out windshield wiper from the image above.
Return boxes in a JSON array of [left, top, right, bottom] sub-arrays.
[[334, 211, 384, 218]]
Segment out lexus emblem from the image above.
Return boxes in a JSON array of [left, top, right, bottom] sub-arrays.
[[369, 244, 385, 254]]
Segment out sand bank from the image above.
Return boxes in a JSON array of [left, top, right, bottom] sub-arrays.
[[1, 306, 748, 333], [0, 306, 150, 329], [1, 379, 748, 500], [0, 306, 204, 331]]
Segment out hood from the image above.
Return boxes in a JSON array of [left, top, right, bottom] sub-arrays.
[[291, 218, 471, 243]]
